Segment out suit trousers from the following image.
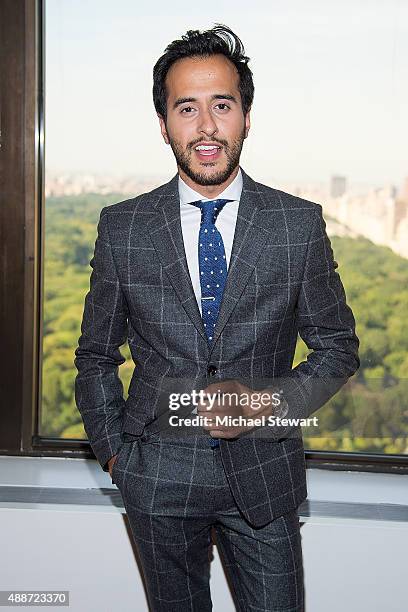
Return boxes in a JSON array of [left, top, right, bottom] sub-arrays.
[[112, 434, 305, 612]]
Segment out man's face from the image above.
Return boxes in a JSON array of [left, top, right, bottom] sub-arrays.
[[158, 54, 250, 188]]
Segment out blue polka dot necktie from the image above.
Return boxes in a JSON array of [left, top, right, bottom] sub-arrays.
[[189, 198, 232, 447]]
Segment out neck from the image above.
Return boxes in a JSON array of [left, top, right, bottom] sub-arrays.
[[179, 165, 239, 198]]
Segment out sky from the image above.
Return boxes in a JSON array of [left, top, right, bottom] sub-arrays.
[[44, 0, 408, 188]]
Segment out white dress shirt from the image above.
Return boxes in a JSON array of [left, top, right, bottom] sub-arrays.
[[178, 167, 243, 315]]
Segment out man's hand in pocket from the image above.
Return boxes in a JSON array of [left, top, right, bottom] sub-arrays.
[[108, 454, 118, 478]]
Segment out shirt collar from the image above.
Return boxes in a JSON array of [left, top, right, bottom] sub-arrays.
[[178, 167, 243, 205]]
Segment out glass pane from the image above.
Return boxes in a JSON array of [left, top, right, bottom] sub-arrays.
[[42, 0, 408, 454]]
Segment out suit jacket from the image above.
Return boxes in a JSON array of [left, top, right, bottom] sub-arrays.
[[74, 166, 359, 528]]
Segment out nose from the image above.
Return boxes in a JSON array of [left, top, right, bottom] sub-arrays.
[[197, 107, 218, 138]]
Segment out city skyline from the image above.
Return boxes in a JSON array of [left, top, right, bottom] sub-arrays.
[[45, 169, 408, 260]]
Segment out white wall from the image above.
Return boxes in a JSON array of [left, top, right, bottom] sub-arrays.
[[0, 456, 407, 612]]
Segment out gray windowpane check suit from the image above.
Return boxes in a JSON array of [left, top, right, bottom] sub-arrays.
[[74, 167, 359, 608]]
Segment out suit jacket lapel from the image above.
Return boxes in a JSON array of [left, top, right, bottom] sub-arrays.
[[210, 168, 279, 348], [142, 174, 208, 345], [141, 167, 281, 352]]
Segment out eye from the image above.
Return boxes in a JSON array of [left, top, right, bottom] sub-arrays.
[[180, 106, 196, 113], [215, 103, 230, 111]]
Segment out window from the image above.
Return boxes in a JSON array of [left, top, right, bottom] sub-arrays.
[[36, 0, 408, 465]]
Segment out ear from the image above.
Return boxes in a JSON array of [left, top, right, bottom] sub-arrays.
[[158, 113, 170, 145], [244, 109, 251, 139]]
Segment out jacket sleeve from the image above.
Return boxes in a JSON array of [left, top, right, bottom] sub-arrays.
[[267, 203, 360, 439], [74, 206, 129, 471]]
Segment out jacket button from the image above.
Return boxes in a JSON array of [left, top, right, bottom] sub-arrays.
[[207, 365, 217, 376]]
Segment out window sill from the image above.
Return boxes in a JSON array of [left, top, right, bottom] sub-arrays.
[[0, 456, 407, 528]]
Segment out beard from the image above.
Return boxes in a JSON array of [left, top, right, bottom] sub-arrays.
[[168, 127, 246, 186]]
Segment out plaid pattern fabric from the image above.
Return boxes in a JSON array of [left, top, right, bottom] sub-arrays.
[[111, 437, 304, 611], [74, 167, 359, 528]]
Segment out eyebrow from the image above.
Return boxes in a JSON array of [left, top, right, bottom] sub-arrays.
[[172, 94, 237, 110]]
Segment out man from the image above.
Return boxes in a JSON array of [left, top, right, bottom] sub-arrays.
[[74, 24, 359, 611]]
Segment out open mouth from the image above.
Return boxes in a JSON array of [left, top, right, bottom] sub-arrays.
[[194, 144, 222, 162]]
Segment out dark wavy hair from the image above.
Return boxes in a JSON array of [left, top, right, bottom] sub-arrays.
[[153, 24, 254, 121]]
